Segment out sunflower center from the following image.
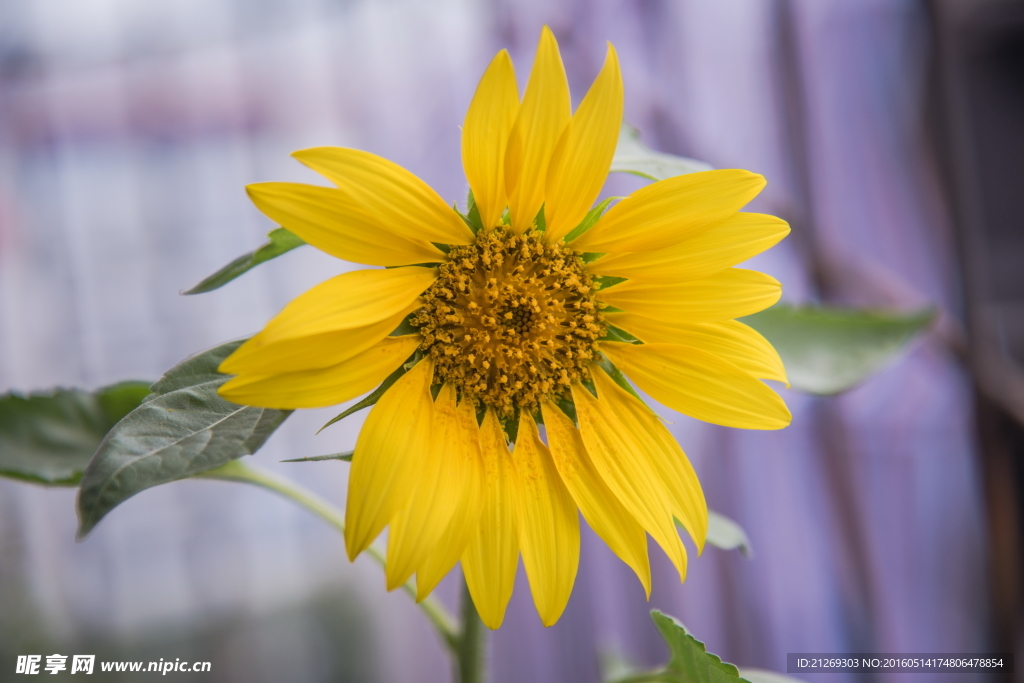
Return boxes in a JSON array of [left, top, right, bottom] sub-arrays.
[[412, 228, 605, 417]]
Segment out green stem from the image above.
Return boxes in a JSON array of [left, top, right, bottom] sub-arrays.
[[455, 577, 486, 683], [199, 459, 459, 649]]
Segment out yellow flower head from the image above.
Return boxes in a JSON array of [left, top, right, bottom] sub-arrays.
[[218, 27, 792, 628]]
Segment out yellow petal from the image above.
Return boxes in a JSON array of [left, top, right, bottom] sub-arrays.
[[543, 44, 623, 243], [569, 170, 766, 252], [247, 182, 444, 266], [589, 213, 790, 283], [463, 50, 520, 230], [220, 266, 435, 365], [604, 315, 787, 384], [541, 401, 651, 596], [462, 410, 519, 629], [599, 341, 792, 430], [571, 377, 691, 581], [415, 397, 486, 600], [386, 384, 470, 589], [504, 26, 571, 234], [292, 147, 474, 245], [218, 335, 419, 409], [589, 368, 707, 552], [221, 303, 417, 375], [598, 268, 781, 323], [510, 415, 579, 626], [344, 358, 434, 559]]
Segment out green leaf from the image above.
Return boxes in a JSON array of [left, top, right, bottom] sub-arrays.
[[703, 510, 754, 558], [463, 189, 485, 234], [650, 610, 752, 683], [564, 196, 618, 242], [183, 228, 306, 295], [611, 123, 713, 181], [741, 304, 935, 395], [76, 342, 290, 538], [737, 670, 805, 683], [0, 382, 151, 486], [318, 360, 410, 433], [281, 452, 353, 463]]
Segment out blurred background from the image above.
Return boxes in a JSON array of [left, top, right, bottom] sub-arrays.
[[0, 0, 1022, 681]]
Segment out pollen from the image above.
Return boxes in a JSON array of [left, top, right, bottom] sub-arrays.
[[412, 228, 606, 417]]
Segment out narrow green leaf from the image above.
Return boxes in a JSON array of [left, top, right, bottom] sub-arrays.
[[594, 275, 629, 290], [282, 452, 353, 463], [650, 610, 752, 683], [464, 189, 485, 234], [76, 342, 290, 538], [183, 228, 306, 295], [741, 304, 935, 395], [318, 360, 410, 433], [600, 325, 641, 344], [611, 123, 713, 181], [0, 382, 151, 486], [596, 356, 648, 406], [564, 196, 618, 242]]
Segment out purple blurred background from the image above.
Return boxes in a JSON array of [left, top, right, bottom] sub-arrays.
[[0, 0, 1015, 681]]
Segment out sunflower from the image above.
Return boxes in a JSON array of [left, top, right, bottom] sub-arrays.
[[218, 27, 791, 628]]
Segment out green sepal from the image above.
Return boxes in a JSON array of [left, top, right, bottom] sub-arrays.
[[317, 355, 415, 433], [611, 122, 713, 181], [184, 228, 306, 295], [76, 341, 291, 538], [596, 355, 648, 407], [281, 451, 353, 463], [563, 196, 618, 243], [0, 382, 151, 486], [594, 275, 628, 291], [390, 313, 420, 337], [649, 610, 752, 683], [553, 396, 578, 426], [741, 304, 936, 395], [502, 411, 521, 445], [534, 205, 547, 234], [582, 252, 606, 264], [463, 189, 485, 234], [600, 325, 641, 344]]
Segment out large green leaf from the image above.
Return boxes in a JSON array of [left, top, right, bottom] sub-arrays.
[[650, 611, 751, 683], [611, 123, 713, 181], [604, 614, 802, 683], [76, 342, 290, 537], [184, 227, 306, 294], [741, 304, 935, 395], [0, 382, 151, 486]]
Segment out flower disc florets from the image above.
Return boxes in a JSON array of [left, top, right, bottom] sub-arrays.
[[412, 228, 606, 416]]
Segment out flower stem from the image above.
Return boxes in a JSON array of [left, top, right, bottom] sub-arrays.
[[198, 459, 459, 649], [455, 577, 486, 683]]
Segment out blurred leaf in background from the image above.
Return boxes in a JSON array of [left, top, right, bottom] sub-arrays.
[[610, 123, 713, 180], [742, 305, 935, 395], [0, 381, 150, 486]]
